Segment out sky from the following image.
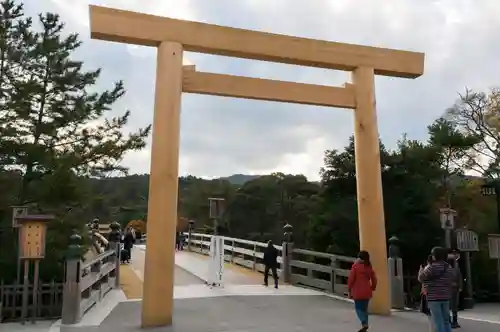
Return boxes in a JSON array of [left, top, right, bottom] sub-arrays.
[[25, 0, 500, 181]]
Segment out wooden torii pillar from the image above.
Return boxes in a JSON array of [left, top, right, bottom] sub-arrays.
[[89, 5, 425, 328]]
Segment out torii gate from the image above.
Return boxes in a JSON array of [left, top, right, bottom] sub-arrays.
[[89, 6, 424, 328]]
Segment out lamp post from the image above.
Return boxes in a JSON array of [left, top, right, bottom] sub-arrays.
[[208, 197, 225, 235], [188, 219, 195, 251], [387, 235, 404, 309], [440, 208, 456, 248], [283, 223, 293, 243], [282, 223, 293, 283]]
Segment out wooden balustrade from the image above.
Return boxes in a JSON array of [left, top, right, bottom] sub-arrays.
[[290, 248, 355, 296], [186, 232, 283, 274], [180, 232, 355, 297], [61, 244, 120, 325]]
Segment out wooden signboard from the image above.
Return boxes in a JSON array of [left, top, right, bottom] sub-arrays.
[[17, 215, 54, 260]]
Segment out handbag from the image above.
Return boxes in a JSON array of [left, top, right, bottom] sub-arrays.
[[420, 294, 430, 315]]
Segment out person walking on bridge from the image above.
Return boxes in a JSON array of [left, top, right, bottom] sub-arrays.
[[263, 240, 279, 289], [348, 250, 378, 332], [419, 246, 456, 332], [122, 227, 135, 263]]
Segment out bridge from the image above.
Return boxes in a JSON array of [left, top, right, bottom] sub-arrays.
[[43, 232, 499, 332]]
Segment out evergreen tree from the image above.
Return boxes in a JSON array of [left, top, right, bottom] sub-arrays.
[[0, 0, 151, 282], [2, 5, 150, 206], [0, 0, 33, 168]]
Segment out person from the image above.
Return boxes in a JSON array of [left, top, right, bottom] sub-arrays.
[[179, 232, 185, 250], [420, 255, 435, 332], [418, 247, 456, 332], [447, 251, 462, 329], [122, 227, 135, 263], [175, 232, 183, 251], [262, 240, 279, 289], [347, 250, 377, 332]]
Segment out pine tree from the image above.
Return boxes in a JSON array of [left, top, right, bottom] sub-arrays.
[[0, 1, 151, 283], [0, 0, 33, 167], [3, 7, 151, 205]]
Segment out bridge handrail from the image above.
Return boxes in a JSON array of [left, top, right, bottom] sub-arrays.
[[175, 232, 355, 297], [61, 243, 120, 325], [141, 231, 355, 297], [292, 248, 356, 263], [188, 232, 283, 250], [81, 249, 115, 270], [290, 247, 355, 296]]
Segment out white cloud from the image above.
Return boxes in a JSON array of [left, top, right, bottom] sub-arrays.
[[31, 0, 500, 180]]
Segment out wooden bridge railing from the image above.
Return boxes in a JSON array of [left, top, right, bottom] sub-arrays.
[[61, 231, 121, 325], [183, 232, 355, 297]]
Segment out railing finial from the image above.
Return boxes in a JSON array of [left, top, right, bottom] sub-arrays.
[[67, 230, 83, 260]]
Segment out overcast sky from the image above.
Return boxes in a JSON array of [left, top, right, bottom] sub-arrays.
[[27, 0, 500, 180]]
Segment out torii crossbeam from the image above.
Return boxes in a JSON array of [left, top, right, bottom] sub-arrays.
[[89, 5, 424, 329]]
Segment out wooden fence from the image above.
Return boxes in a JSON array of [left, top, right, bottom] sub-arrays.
[[0, 280, 63, 323], [186, 232, 355, 297]]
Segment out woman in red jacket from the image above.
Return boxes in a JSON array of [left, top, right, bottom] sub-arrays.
[[348, 250, 378, 332]]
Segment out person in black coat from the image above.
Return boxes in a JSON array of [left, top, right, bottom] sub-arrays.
[[263, 240, 279, 289], [122, 228, 135, 263]]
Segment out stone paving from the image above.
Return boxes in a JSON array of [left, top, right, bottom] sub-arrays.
[[128, 247, 204, 286], [84, 246, 499, 331], [9, 246, 499, 331], [92, 295, 500, 332]]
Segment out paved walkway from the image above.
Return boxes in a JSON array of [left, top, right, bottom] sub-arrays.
[[98, 295, 499, 332], [13, 246, 499, 331]]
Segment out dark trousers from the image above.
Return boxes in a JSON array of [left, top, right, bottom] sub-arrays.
[[450, 290, 459, 324], [125, 246, 132, 259], [264, 265, 278, 286]]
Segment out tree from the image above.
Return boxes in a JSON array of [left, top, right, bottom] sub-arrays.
[[0, 0, 33, 168], [126, 219, 146, 233], [428, 117, 479, 209], [446, 88, 500, 178], [2, 8, 150, 207], [226, 173, 319, 244], [311, 135, 443, 265], [0, 2, 151, 282]]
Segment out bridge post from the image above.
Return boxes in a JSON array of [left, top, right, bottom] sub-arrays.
[[388, 236, 405, 309], [231, 240, 235, 263], [187, 220, 194, 251], [282, 224, 293, 283], [330, 257, 340, 294], [109, 222, 122, 288], [253, 244, 257, 270], [61, 231, 83, 325]]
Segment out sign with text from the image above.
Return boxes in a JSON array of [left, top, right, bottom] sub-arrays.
[[488, 234, 500, 259], [456, 229, 479, 252]]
